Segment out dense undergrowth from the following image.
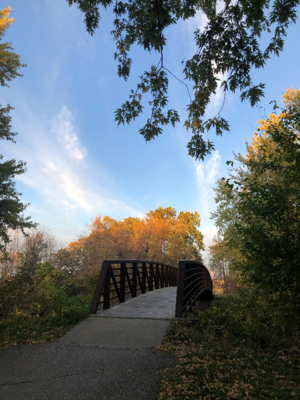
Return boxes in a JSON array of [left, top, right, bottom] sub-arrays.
[[0, 262, 95, 349], [159, 290, 300, 399], [2, 265, 300, 399]]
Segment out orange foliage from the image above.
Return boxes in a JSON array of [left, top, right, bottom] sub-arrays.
[[0, 7, 14, 33], [246, 88, 300, 161], [59, 207, 204, 273]]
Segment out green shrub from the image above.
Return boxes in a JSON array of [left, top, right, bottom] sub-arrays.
[[0, 264, 93, 348], [0, 263, 95, 322], [187, 289, 300, 350]]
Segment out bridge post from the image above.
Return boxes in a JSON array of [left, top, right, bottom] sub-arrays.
[[175, 261, 185, 318], [149, 263, 154, 291], [142, 262, 147, 293], [167, 266, 171, 286], [119, 262, 126, 302], [90, 260, 110, 314], [103, 264, 111, 310], [164, 266, 168, 287], [155, 263, 160, 289], [131, 262, 137, 297], [168, 268, 174, 286], [160, 265, 165, 288]]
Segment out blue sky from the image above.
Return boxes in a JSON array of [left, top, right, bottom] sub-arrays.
[[2, 1, 300, 258]]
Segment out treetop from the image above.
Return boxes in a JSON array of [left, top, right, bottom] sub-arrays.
[[68, 0, 300, 160]]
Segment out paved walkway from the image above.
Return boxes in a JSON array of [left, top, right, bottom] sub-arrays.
[[0, 287, 178, 400], [58, 287, 177, 347], [96, 286, 177, 319]]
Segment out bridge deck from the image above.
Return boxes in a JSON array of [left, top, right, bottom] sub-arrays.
[[59, 287, 177, 349], [95, 286, 177, 319]]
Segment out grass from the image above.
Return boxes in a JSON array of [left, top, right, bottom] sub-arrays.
[[0, 266, 94, 350], [158, 294, 300, 400], [0, 301, 91, 350]]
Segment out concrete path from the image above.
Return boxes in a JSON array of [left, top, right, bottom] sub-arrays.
[[59, 318, 171, 348], [0, 287, 178, 400], [0, 343, 177, 400]]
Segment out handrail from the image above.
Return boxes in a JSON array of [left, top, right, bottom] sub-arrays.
[[175, 260, 213, 318], [90, 259, 178, 314]]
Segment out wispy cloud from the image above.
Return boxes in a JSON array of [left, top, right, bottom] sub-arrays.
[[181, 2, 227, 117], [76, 37, 87, 49], [184, 9, 208, 37], [4, 104, 143, 242], [182, 1, 226, 44], [53, 106, 86, 161], [194, 151, 221, 255], [49, 58, 62, 82], [206, 66, 228, 118], [196, 150, 221, 187], [201, 225, 218, 263]]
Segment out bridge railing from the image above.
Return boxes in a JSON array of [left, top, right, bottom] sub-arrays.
[[175, 260, 213, 318], [90, 259, 178, 314]]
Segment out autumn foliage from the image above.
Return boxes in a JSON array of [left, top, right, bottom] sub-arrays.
[[54, 207, 204, 274], [0, 7, 14, 31], [211, 88, 300, 307]]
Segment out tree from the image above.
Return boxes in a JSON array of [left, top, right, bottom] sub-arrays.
[[17, 227, 57, 278], [57, 206, 204, 272], [211, 88, 300, 306], [209, 176, 243, 293], [145, 207, 204, 263], [178, 210, 203, 253], [208, 235, 238, 293], [67, 0, 299, 160], [0, 228, 23, 277], [53, 243, 87, 277], [0, 7, 35, 254], [0, 227, 57, 279]]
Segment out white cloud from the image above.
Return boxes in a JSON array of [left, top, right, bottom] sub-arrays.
[[52, 106, 86, 161], [202, 225, 218, 248], [184, 9, 208, 37], [206, 66, 228, 117], [194, 151, 221, 261], [49, 58, 62, 83], [4, 104, 143, 242], [196, 150, 221, 188], [216, 0, 226, 13], [201, 225, 218, 264], [181, 1, 228, 117], [183, 1, 226, 39], [59, 173, 93, 211]]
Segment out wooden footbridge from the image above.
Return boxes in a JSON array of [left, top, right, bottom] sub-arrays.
[[90, 260, 214, 319]]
